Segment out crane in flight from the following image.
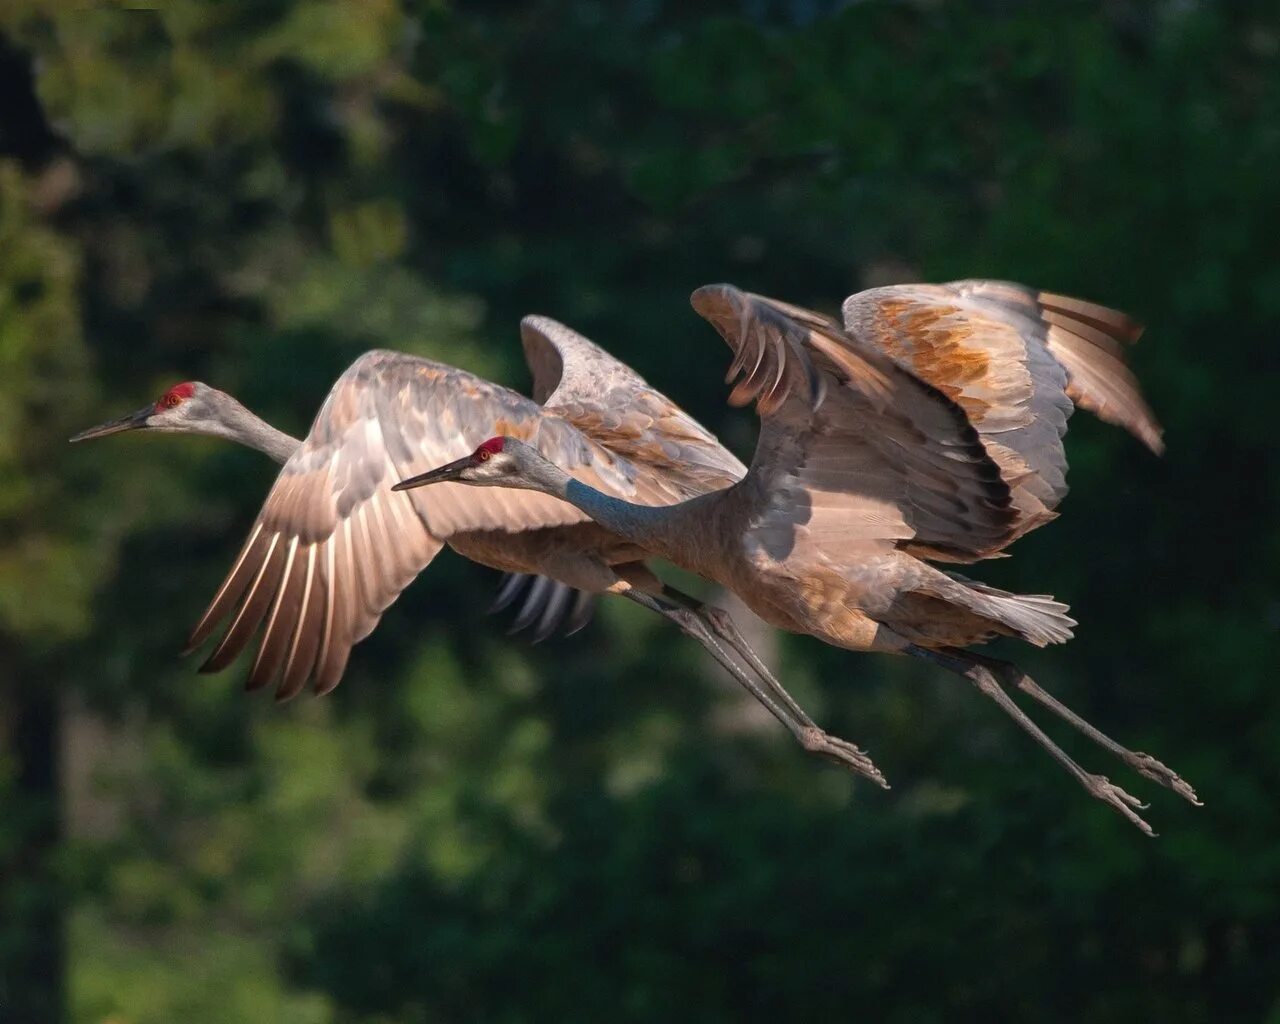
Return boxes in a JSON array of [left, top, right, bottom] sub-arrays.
[[395, 281, 1198, 834], [71, 377, 592, 640], [73, 319, 878, 775]]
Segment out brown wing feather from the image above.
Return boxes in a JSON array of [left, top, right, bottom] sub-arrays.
[[521, 315, 747, 499], [946, 280, 1163, 454], [690, 285, 1014, 566], [838, 281, 1162, 548], [842, 284, 1072, 543]]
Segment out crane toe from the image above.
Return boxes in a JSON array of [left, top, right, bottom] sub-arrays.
[[1083, 774, 1156, 836], [1127, 752, 1202, 806], [800, 726, 890, 789]]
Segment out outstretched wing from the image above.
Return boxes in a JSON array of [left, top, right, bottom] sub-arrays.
[[522, 315, 747, 497], [691, 285, 1015, 567], [841, 281, 1160, 543], [188, 350, 670, 699]]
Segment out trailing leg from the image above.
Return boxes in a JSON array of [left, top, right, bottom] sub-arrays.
[[618, 585, 887, 787], [660, 586, 815, 728], [909, 645, 1156, 836], [970, 653, 1200, 806]]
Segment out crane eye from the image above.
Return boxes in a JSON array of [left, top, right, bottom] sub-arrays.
[[165, 393, 182, 408], [476, 449, 491, 462]]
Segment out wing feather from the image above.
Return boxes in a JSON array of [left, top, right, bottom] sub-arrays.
[[278, 544, 322, 701], [201, 531, 284, 673], [837, 280, 1161, 548], [249, 536, 302, 691], [521, 316, 747, 502], [691, 285, 1015, 566], [185, 522, 266, 652], [946, 280, 1162, 454]]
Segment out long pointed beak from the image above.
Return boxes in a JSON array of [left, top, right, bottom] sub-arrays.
[[68, 405, 154, 443], [392, 456, 472, 492]]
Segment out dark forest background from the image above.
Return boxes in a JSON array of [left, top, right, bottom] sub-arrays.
[[1, 1, 1277, 1021]]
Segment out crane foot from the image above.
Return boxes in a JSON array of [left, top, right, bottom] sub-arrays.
[[1125, 752, 1201, 806], [1084, 774, 1156, 836], [800, 727, 890, 789]]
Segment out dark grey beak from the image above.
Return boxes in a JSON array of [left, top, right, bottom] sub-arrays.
[[68, 405, 154, 442], [393, 455, 472, 491]]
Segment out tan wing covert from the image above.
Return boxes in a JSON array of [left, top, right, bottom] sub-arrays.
[[521, 315, 747, 498]]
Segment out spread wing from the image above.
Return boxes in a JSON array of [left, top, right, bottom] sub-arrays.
[[841, 281, 1161, 544], [188, 350, 677, 699], [690, 285, 1015, 567], [522, 315, 747, 497]]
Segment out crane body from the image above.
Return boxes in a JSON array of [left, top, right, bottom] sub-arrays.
[[70, 381, 596, 638], [397, 281, 1199, 834]]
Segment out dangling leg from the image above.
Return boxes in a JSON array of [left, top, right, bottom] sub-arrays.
[[968, 653, 1200, 806], [909, 645, 1155, 835], [614, 583, 887, 787], [659, 586, 816, 728]]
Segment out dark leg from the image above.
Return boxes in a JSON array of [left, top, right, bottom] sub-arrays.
[[621, 588, 888, 788], [661, 586, 814, 726], [909, 645, 1156, 836], [969, 653, 1200, 806]]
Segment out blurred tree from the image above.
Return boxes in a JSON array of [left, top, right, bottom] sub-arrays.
[[0, 1, 1277, 1022]]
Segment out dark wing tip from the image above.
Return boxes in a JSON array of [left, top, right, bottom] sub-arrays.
[[506, 576, 555, 636], [562, 590, 596, 637], [488, 573, 532, 615], [531, 581, 574, 644], [489, 574, 594, 643], [1037, 291, 1145, 344], [1133, 421, 1165, 456]]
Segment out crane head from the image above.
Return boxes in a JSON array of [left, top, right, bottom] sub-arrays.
[[70, 382, 206, 442], [394, 436, 529, 491]]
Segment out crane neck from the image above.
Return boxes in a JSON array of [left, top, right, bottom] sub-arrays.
[[208, 393, 300, 464], [524, 459, 691, 562]]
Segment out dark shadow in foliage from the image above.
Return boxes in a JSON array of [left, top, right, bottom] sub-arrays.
[[289, 756, 1273, 1024]]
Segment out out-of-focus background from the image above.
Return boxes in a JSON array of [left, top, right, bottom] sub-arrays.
[[1, 2, 1277, 1021]]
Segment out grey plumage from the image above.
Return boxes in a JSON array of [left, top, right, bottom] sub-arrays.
[[69, 381, 593, 648]]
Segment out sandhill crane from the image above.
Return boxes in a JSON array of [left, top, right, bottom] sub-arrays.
[[73, 322, 879, 775], [70, 380, 591, 639], [396, 281, 1198, 834]]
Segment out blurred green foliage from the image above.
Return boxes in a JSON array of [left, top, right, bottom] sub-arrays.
[[1, 1, 1278, 1021]]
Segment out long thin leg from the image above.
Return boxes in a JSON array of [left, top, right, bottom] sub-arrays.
[[969, 653, 1200, 806], [660, 586, 814, 727], [909, 645, 1155, 836], [620, 587, 887, 787]]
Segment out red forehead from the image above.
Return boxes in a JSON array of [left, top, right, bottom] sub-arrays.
[[477, 436, 506, 455], [162, 382, 195, 402]]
